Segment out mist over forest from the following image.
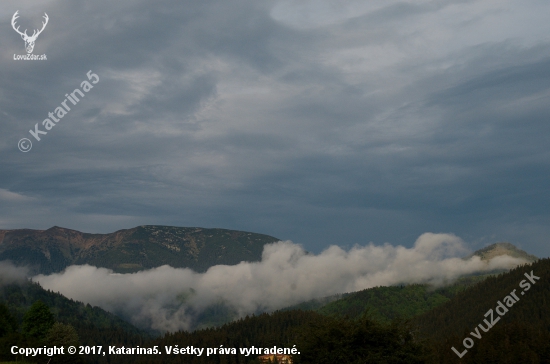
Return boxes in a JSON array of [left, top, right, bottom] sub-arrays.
[[31, 233, 528, 332]]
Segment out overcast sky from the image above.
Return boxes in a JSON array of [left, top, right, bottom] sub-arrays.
[[1, 0, 549, 257]]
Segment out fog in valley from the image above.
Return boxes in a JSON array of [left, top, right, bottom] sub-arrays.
[[32, 233, 527, 332]]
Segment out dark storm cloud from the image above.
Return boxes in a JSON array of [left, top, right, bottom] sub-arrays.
[[1, 0, 549, 256]]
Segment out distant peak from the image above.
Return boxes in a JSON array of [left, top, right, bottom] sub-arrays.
[[469, 242, 538, 262], [44, 226, 65, 232], [45, 226, 76, 233]]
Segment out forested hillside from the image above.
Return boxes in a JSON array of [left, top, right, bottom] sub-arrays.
[[315, 278, 485, 323], [281, 275, 492, 324], [0, 280, 149, 363], [413, 258, 550, 363], [134, 259, 550, 364]]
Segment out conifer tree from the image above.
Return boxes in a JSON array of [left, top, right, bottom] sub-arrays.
[[22, 300, 54, 339], [0, 303, 17, 337]]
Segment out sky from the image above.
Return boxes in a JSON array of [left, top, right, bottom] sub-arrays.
[[1, 0, 550, 257]]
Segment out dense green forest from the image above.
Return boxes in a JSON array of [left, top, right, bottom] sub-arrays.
[[315, 276, 491, 323], [413, 258, 550, 363], [0, 281, 145, 336], [281, 274, 490, 324], [125, 310, 428, 364], [0, 280, 148, 363]]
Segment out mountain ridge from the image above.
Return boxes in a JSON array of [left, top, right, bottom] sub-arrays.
[[0, 225, 280, 274]]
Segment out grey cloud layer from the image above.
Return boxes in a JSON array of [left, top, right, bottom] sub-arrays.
[[1, 0, 550, 255]]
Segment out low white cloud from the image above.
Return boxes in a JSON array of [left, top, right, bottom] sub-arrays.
[[34, 233, 529, 332], [0, 261, 29, 286]]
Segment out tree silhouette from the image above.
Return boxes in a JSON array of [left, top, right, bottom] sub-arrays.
[[22, 300, 54, 339], [0, 303, 17, 337], [45, 322, 84, 364]]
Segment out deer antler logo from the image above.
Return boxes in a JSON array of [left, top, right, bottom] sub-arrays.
[[11, 11, 49, 54]]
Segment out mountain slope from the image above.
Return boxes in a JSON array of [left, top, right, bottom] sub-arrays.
[[0, 280, 150, 363], [411, 258, 550, 363], [281, 275, 489, 324], [0, 225, 280, 274], [316, 282, 475, 323], [282, 242, 537, 324], [0, 281, 147, 337], [413, 258, 549, 340]]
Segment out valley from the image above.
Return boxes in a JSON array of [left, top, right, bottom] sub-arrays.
[[0, 226, 547, 363]]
